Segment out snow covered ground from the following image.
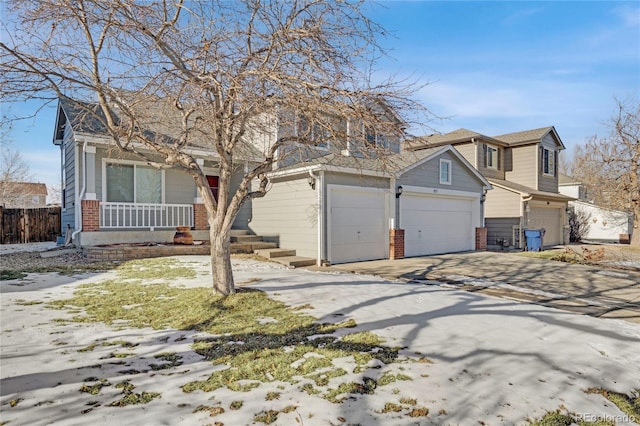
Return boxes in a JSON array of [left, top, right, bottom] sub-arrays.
[[1, 256, 639, 425]]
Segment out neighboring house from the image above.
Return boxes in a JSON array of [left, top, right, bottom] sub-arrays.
[[0, 182, 48, 208], [559, 174, 632, 242], [250, 145, 491, 264], [406, 127, 574, 248], [53, 98, 254, 246]]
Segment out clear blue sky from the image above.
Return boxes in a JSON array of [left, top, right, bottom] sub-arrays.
[[3, 0, 639, 190]]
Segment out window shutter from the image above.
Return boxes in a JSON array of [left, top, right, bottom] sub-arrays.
[[539, 146, 544, 173], [554, 150, 558, 175], [482, 143, 487, 168], [497, 147, 501, 171]]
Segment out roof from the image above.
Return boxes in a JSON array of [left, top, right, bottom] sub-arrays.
[[406, 126, 566, 152], [55, 97, 262, 160], [494, 126, 565, 149], [404, 128, 506, 151], [274, 145, 492, 189], [0, 182, 48, 196], [489, 178, 574, 201]]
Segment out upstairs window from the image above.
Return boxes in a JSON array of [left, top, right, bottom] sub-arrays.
[[542, 147, 556, 176], [296, 117, 329, 150], [484, 144, 499, 170], [439, 159, 452, 185]]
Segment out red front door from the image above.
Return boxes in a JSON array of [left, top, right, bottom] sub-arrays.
[[206, 176, 219, 201]]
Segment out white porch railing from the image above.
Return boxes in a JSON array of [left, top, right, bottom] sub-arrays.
[[100, 203, 193, 229]]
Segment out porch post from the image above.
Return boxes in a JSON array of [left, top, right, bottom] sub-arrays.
[[81, 199, 100, 232], [193, 202, 208, 230]]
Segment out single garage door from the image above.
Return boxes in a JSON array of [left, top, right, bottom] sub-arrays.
[[329, 186, 388, 264], [529, 207, 562, 246], [402, 193, 474, 257]]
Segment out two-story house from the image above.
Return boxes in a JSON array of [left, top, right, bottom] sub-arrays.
[[406, 127, 574, 248], [0, 182, 48, 208], [55, 96, 492, 264]]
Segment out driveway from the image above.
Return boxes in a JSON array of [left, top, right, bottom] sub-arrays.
[[327, 251, 640, 323]]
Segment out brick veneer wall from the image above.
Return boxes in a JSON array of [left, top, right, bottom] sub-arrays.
[[193, 203, 208, 230], [82, 200, 100, 232], [84, 244, 211, 261], [390, 229, 405, 259], [475, 227, 487, 251]]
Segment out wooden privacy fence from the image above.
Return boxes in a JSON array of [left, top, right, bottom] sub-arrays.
[[0, 206, 61, 244]]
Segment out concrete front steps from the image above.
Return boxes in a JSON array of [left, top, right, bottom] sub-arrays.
[[254, 247, 316, 268], [229, 230, 277, 254]]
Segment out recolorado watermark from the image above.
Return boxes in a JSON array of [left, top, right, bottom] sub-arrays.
[[576, 413, 637, 423]]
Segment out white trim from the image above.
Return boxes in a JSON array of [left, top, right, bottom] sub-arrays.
[[267, 163, 390, 179], [439, 159, 452, 185], [401, 185, 481, 200]]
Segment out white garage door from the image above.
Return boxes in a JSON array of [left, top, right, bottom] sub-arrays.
[[529, 207, 562, 246], [329, 186, 388, 264], [402, 193, 474, 257]]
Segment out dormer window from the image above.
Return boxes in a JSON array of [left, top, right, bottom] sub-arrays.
[[542, 147, 556, 176], [484, 144, 499, 170]]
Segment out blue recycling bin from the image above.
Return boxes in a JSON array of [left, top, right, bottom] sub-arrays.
[[524, 229, 543, 251]]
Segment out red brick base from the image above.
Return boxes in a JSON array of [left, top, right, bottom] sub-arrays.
[[82, 199, 100, 232], [193, 203, 208, 230], [475, 227, 487, 251], [390, 229, 405, 259]]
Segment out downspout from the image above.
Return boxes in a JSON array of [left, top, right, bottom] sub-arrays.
[[521, 195, 534, 249], [309, 169, 324, 266], [71, 140, 88, 245]]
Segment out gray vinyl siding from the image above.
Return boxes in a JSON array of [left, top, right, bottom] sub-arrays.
[[485, 217, 521, 246], [165, 168, 196, 204], [484, 186, 521, 217], [250, 175, 318, 258], [230, 171, 251, 230], [323, 173, 389, 189], [505, 144, 537, 188], [398, 151, 484, 193], [475, 143, 505, 180], [538, 134, 559, 193], [61, 123, 76, 234]]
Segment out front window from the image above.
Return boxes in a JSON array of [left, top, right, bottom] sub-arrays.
[[543, 147, 555, 176], [106, 163, 162, 203], [485, 145, 499, 169], [439, 159, 452, 185]]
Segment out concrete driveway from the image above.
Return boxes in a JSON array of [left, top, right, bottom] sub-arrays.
[[327, 251, 640, 323]]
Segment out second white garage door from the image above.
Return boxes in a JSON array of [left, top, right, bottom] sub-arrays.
[[529, 207, 562, 246], [328, 186, 389, 264], [402, 193, 475, 257]]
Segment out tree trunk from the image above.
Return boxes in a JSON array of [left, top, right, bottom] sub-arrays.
[[210, 226, 235, 295]]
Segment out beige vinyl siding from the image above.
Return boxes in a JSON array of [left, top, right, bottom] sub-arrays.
[[452, 143, 477, 167], [484, 186, 521, 218], [250, 175, 318, 258], [398, 151, 484, 193], [538, 134, 559, 193], [505, 144, 537, 188]]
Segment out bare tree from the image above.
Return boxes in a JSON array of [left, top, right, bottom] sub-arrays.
[[571, 98, 639, 246], [567, 206, 591, 243], [0, 141, 35, 206], [1, 0, 426, 294]]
